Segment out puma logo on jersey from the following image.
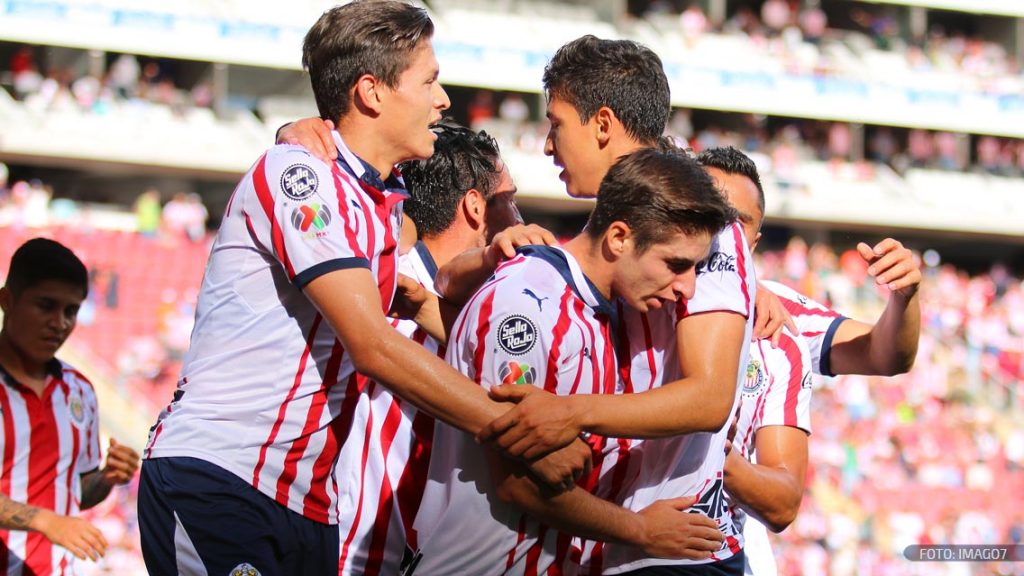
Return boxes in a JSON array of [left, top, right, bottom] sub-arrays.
[[522, 289, 549, 312]]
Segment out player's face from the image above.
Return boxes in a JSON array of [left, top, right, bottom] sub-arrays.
[[0, 280, 84, 366], [380, 40, 451, 164], [543, 96, 606, 199], [614, 230, 712, 312], [483, 160, 523, 243], [706, 167, 762, 251]]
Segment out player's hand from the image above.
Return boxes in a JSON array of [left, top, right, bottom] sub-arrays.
[[753, 283, 796, 347], [277, 117, 337, 164], [635, 496, 723, 560], [478, 385, 581, 460], [525, 437, 592, 494], [389, 274, 430, 321], [483, 224, 558, 269], [857, 238, 921, 299], [33, 509, 107, 561], [100, 438, 139, 486]]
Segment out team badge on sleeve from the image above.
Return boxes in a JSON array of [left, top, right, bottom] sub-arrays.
[[230, 563, 261, 576], [281, 164, 319, 200], [496, 315, 537, 356], [499, 361, 536, 385], [742, 359, 765, 397], [69, 396, 86, 426]]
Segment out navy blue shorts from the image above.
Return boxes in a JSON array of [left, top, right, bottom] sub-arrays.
[[619, 552, 745, 576], [138, 457, 339, 576]]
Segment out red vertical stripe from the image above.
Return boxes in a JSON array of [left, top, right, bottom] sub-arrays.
[[252, 154, 296, 278], [395, 411, 435, 551], [543, 288, 574, 393], [306, 371, 369, 519], [278, 339, 345, 520], [506, 515, 528, 570], [371, 198, 399, 313], [339, 399, 377, 568], [524, 524, 548, 576], [253, 314, 322, 490], [331, 165, 366, 260], [0, 385, 14, 575], [731, 223, 751, 317], [362, 396, 405, 575], [472, 291, 497, 381], [24, 385, 58, 576], [779, 334, 804, 427]]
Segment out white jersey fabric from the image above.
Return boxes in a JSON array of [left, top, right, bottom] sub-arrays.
[[145, 131, 406, 524], [0, 360, 101, 576], [594, 222, 756, 574], [337, 242, 444, 575], [730, 330, 812, 576], [412, 245, 618, 576], [760, 280, 846, 377]]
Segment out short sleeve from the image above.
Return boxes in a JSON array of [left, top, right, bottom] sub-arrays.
[[246, 146, 373, 287], [762, 280, 847, 376], [680, 222, 753, 319]]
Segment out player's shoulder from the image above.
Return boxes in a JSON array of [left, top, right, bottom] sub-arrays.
[[56, 360, 97, 395], [258, 145, 340, 201], [762, 280, 827, 312]]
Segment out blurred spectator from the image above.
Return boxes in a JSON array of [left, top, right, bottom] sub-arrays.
[[498, 93, 530, 124], [10, 46, 42, 100], [761, 0, 792, 35], [467, 90, 495, 128], [679, 3, 708, 47], [135, 188, 162, 237], [107, 54, 140, 99]]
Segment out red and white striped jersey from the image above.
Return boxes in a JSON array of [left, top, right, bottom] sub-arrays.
[[595, 222, 755, 575], [760, 280, 846, 377], [412, 245, 618, 576], [144, 131, 406, 524], [729, 330, 812, 576], [0, 360, 101, 576], [337, 241, 444, 575]]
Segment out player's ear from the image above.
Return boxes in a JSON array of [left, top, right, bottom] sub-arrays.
[[594, 106, 615, 146], [353, 74, 383, 114], [605, 221, 631, 258], [751, 231, 762, 252], [462, 189, 485, 229]]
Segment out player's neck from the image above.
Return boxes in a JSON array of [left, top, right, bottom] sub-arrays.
[[0, 333, 50, 393], [334, 117, 397, 178], [562, 235, 612, 300]]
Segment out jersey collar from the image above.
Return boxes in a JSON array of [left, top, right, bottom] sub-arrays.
[[515, 245, 617, 325], [331, 130, 408, 204], [413, 240, 439, 281]]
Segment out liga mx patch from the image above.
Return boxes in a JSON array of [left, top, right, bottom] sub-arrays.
[[496, 315, 537, 356], [281, 164, 318, 200], [290, 203, 331, 233], [499, 361, 536, 385]]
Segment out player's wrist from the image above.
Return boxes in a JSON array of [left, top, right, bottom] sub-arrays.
[[26, 507, 52, 534]]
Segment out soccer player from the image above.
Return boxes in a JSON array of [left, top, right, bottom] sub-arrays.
[[0, 238, 139, 575], [409, 148, 737, 575], [138, 4, 588, 575], [335, 122, 523, 575], [697, 146, 921, 576]]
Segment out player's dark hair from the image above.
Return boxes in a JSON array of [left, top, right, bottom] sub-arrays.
[[696, 146, 765, 217], [586, 148, 737, 253], [400, 122, 502, 238], [303, 0, 434, 123], [543, 35, 670, 144], [4, 238, 88, 297]]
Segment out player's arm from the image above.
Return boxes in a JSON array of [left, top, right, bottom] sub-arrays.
[[80, 438, 139, 510], [828, 239, 921, 376], [486, 450, 723, 560], [723, 425, 808, 533], [305, 268, 587, 489], [0, 494, 107, 560], [434, 224, 557, 305], [481, 311, 746, 457]]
